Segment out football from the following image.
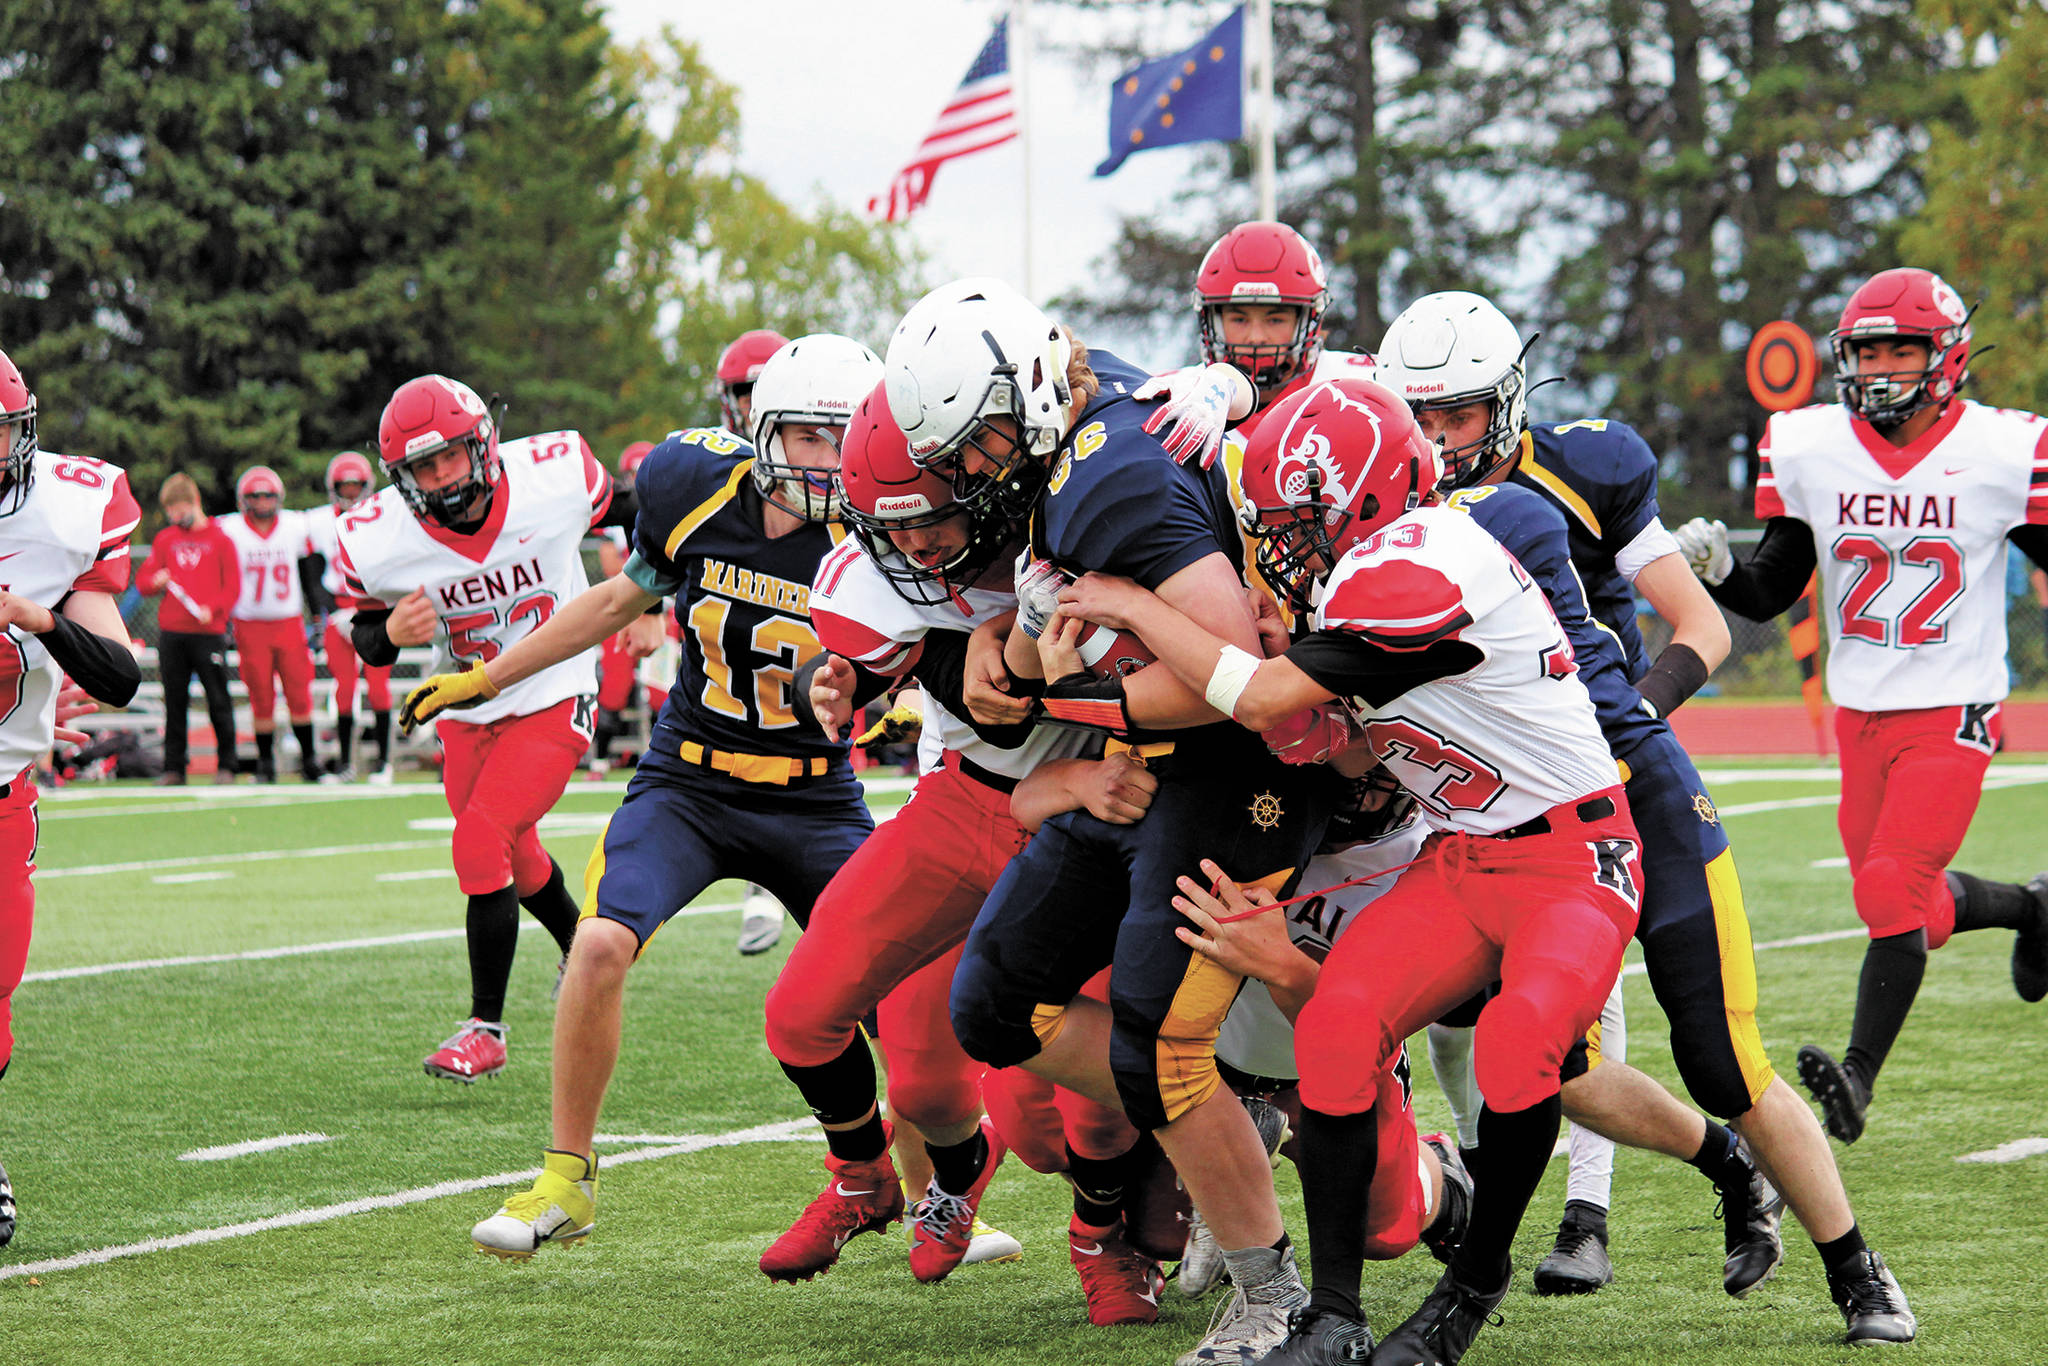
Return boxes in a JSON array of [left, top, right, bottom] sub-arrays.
[[1074, 619, 1157, 679]]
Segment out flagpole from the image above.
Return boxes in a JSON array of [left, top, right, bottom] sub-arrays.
[[1015, 0, 1038, 299], [1251, 0, 1276, 220]]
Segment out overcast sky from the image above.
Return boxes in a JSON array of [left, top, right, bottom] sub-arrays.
[[607, 1, 1251, 367]]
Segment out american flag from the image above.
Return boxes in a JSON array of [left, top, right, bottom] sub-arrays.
[[868, 19, 1016, 222]]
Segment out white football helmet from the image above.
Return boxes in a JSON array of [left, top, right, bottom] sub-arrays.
[[748, 333, 882, 521], [885, 276, 1073, 469], [1376, 291, 1530, 490]]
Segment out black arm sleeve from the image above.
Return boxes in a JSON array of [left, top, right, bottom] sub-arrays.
[[2011, 524, 2048, 573], [790, 651, 891, 734], [910, 628, 1041, 749], [1285, 632, 1484, 709], [299, 555, 332, 617], [1707, 516, 1817, 621], [598, 486, 640, 533], [1635, 641, 1711, 719], [38, 609, 141, 707], [352, 608, 402, 668]]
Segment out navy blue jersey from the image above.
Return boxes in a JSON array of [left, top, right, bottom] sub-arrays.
[[1512, 419, 1662, 677], [624, 426, 848, 782], [1447, 480, 1663, 761]]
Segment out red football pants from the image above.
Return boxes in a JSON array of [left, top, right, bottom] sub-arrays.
[[1835, 704, 2001, 949], [764, 758, 1031, 1130], [233, 616, 315, 721], [1297, 790, 1642, 1117], [0, 773, 39, 1076], [598, 634, 635, 712], [324, 621, 392, 713], [439, 698, 591, 896]]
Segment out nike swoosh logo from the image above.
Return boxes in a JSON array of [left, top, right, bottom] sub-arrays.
[[1072, 1241, 1103, 1257], [1137, 1287, 1158, 1306], [1943, 467, 1967, 476], [834, 1183, 874, 1198], [0, 552, 18, 563]]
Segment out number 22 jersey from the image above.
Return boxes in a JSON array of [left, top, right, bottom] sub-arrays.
[[622, 428, 848, 782], [335, 431, 611, 724]]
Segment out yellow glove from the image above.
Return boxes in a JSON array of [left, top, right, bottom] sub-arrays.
[[399, 661, 500, 734], [855, 704, 924, 752]]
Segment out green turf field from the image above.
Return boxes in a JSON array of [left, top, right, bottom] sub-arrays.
[[6, 761, 2045, 1364]]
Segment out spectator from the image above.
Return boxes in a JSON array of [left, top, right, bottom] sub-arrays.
[[138, 473, 241, 784]]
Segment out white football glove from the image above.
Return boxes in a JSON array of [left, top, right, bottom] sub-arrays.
[[1672, 517, 1733, 586], [1015, 557, 1070, 640], [1135, 363, 1242, 470]]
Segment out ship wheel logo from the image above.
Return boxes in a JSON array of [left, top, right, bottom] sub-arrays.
[[1249, 792, 1284, 831]]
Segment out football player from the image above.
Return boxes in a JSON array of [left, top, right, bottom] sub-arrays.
[[337, 376, 610, 1083], [0, 347, 144, 1247], [1054, 376, 1647, 1366], [890, 279, 1342, 1366], [304, 452, 393, 782], [218, 464, 325, 782], [1382, 290, 1917, 1342], [399, 336, 883, 1259], [760, 383, 1122, 1290], [1675, 267, 2048, 1146]]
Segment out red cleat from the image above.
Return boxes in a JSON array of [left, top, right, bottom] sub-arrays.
[[760, 1140, 904, 1282], [906, 1119, 1007, 1283], [423, 1019, 506, 1083], [1069, 1216, 1166, 1326]]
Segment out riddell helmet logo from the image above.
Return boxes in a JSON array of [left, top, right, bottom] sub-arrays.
[[873, 494, 933, 516], [1231, 282, 1282, 299], [404, 432, 441, 456]]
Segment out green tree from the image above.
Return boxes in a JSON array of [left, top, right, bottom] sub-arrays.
[[1903, 1, 2048, 413]]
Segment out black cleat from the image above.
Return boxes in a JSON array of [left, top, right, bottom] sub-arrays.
[[1716, 1141, 1784, 1298], [1257, 1306, 1374, 1364], [0, 1159, 15, 1248], [2014, 873, 2048, 1004], [1418, 1135, 1471, 1266], [1372, 1264, 1508, 1366], [1796, 1045, 1869, 1144], [1532, 1206, 1611, 1295], [1828, 1249, 1916, 1345]]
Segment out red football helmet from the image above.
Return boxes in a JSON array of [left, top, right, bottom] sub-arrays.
[[1830, 267, 1973, 427], [236, 465, 286, 519], [326, 451, 375, 511], [0, 348, 37, 517], [1195, 222, 1333, 395], [377, 375, 501, 528], [717, 329, 790, 436], [617, 440, 655, 489], [1237, 377, 1440, 611], [838, 382, 1014, 607]]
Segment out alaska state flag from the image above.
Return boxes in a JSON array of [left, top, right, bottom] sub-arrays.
[[1094, 7, 1245, 177]]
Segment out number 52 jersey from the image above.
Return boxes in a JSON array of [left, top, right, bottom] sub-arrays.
[[336, 431, 612, 724]]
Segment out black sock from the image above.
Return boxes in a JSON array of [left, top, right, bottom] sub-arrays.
[[255, 730, 275, 772], [1948, 871, 2038, 933], [371, 710, 392, 766], [1067, 1142, 1134, 1227], [466, 884, 521, 1023], [1452, 1095, 1562, 1291], [292, 721, 318, 775], [926, 1128, 989, 1196], [1559, 1197, 1609, 1242], [1458, 1144, 1484, 1189], [593, 709, 621, 761], [336, 714, 355, 768], [518, 858, 582, 953], [1815, 1223, 1869, 1280], [1299, 1106, 1376, 1323], [780, 1037, 883, 1161], [1685, 1119, 1747, 1191], [1842, 930, 1927, 1091]]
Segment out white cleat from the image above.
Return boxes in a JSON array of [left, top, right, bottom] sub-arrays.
[[737, 885, 785, 956], [962, 1216, 1024, 1266]]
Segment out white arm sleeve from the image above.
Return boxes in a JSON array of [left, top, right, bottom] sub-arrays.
[[1615, 517, 1682, 582]]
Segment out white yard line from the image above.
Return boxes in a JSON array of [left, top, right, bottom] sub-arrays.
[[1956, 1137, 2048, 1164], [374, 869, 455, 883], [39, 839, 448, 881], [0, 1118, 820, 1283], [151, 871, 235, 885], [180, 1133, 334, 1162], [26, 905, 747, 983]]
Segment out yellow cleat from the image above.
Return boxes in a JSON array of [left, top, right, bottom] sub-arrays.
[[472, 1150, 596, 1260]]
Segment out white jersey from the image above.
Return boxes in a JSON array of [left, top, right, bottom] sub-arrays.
[[336, 431, 611, 725], [1309, 504, 1617, 836], [0, 452, 140, 777], [1757, 399, 2048, 711], [218, 507, 314, 622], [1217, 816, 1428, 1078], [807, 539, 1089, 781]]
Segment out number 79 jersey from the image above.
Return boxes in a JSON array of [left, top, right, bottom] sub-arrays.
[[1757, 399, 2048, 711], [336, 431, 610, 724]]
